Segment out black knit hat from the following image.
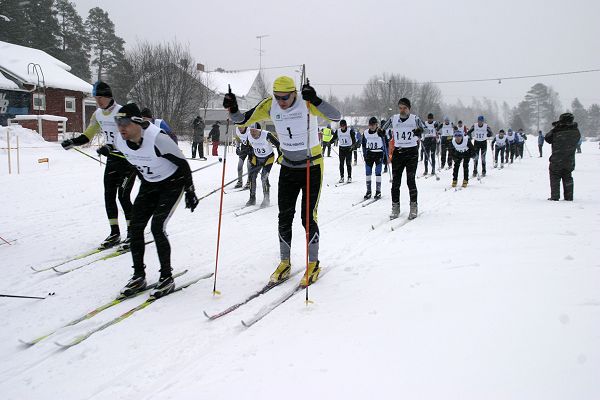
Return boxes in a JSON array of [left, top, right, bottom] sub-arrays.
[[398, 97, 411, 109], [427, 113, 434, 118], [369, 117, 378, 124], [93, 81, 113, 97], [115, 103, 144, 125], [339, 119, 347, 126], [140, 107, 153, 118]]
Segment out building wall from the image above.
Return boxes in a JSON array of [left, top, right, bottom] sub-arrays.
[[38, 88, 86, 132], [0, 89, 30, 126]]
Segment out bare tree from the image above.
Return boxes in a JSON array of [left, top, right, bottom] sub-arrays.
[[126, 40, 210, 139]]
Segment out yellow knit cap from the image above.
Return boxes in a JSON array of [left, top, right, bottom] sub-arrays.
[[272, 76, 296, 93]]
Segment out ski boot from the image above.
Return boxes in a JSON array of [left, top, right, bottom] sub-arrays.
[[452, 180, 457, 187], [234, 180, 243, 189], [389, 202, 400, 220], [493, 162, 498, 168], [338, 177, 344, 183], [270, 260, 291, 284], [300, 261, 321, 287], [482, 171, 486, 177], [100, 233, 121, 249], [150, 275, 175, 298], [422, 171, 428, 176], [364, 191, 372, 200], [500, 163, 504, 169], [347, 177, 352, 183], [243, 181, 251, 190], [374, 191, 381, 200], [472, 170, 477, 178], [462, 179, 468, 188], [246, 195, 256, 207], [120, 272, 147, 297], [408, 202, 418, 220]]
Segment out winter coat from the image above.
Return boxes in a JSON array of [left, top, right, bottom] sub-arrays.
[[209, 124, 221, 142], [544, 122, 580, 170], [192, 118, 205, 141], [537, 134, 544, 146]]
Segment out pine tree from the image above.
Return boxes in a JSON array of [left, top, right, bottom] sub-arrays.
[[586, 104, 600, 138], [570, 98, 588, 135], [54, 0, 90, 81], [524, 83, 562, 132], [86, 7, 125, 82]]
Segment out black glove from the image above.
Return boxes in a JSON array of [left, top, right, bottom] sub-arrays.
[[235, 146, 241, 156], [222, 85, 239, 114], [96, 145, 111, 157], [185, 186, 199, 212], [301, 81, 322, 106], [61, 139, 74, 150]]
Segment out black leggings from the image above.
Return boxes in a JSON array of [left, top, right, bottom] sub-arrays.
[[422, 137, 436, 172], [130, 174, 184, 276], [191, 140, 204, 158], [440, 138, 453, 168], [278, 164, 322, 262], [104, 156, 135, 230], [472, 140, 487, 173], [391, 147, 418, 204], [494, 147, 506, 163], [452, 154, 470, 181], [338, 146, 353, 178]]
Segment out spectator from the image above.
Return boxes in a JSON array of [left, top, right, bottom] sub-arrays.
[[192, 116, 206, 159], [209, 121, 221, 156], [537, 130, 544, 157], [545, 113, 581, 201]]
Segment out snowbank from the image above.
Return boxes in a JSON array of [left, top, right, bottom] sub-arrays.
[[0, 125, 52, 147]]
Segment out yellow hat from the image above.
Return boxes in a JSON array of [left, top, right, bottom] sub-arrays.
[[272, 76, 296, 93]]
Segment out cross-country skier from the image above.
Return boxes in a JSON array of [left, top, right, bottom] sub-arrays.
[[321, 124, 333, 157], [332, 119, 357, 183], [113, 103, 198, 298], [60, 82, 135, 249], [451, 129, 474, 188], [381, 98, 426, 220], [245, 127, 281, 207], [233, 125, 252, 189], [515, 128, 527, 159], [439, 116, 455, 169], [467, 115, 493, 177], [491, 129, 508, 168], [361, 117, 388, 199], [422, 113, 438, 176], [140, 107, 177, 143], [506, 128, 517, 163], [224, 76, 341, 287]]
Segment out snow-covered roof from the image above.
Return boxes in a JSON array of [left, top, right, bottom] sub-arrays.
[[0, 71, 19, 90], [0, 41, 93, 94], [198, 69, 259, 97]]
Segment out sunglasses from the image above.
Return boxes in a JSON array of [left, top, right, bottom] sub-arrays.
[[274, 93, 293, 101], [114, 116, 144, 127]]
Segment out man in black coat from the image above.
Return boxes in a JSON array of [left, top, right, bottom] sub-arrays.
[[544, 113, 581, 201]]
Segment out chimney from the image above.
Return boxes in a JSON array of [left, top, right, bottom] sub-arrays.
[[196, 63, 205, 72]]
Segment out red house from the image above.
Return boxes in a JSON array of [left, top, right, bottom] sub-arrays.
[[0, 40, 93, 139]]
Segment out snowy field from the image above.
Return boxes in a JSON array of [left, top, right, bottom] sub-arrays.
[[0, 126, 599, 400]]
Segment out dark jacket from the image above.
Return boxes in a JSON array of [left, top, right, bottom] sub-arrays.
[[544, 122, 580, 170], [192, 117, 205, 141], [209, 124, 220, 141]]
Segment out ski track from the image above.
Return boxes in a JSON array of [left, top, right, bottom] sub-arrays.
[[1, 137, 599, 400]]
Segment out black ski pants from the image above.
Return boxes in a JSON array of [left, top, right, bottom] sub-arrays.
[[440, 137, 453, 168], [391, 146, 418, 204], [494, 146, 506, 164], [338, 146, 353, 178], [278, 163, 323, 262], [191, 139, 204, 158], [104, 156, 135, 232], [472, 140, 487, 173], [422, 137, 436, 173], [549, 165, 574, 200], [452, 153, 470, 181]]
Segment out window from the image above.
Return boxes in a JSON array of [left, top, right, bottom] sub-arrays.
[[33, 93, 46, 111], [65, 97, 76, 113]]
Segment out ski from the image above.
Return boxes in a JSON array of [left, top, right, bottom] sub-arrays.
[[53, 240, 155, 275], [334, 181, 351, 187], [371, 215, 401, 230], [31, 245, 116, 273], [19, 269, 189, 346], [55, 272, 213, 348], [351, 198, 370, 207], [390, 212, 424, 231], [361, 198, 381, 207], [203, 270, 301, 320], [234, 205, 272, 217]]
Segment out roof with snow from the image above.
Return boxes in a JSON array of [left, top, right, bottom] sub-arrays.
[[198, 69, 259, 97], [0, 41, 93, 93]]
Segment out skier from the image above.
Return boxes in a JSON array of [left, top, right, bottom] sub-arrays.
[[450, 130, 474, 188], [112, 103, 198, 298], [381, 98, 426, 220], [506, 128, 517, 163], [233, 125, 252, 189], [191, 116, 206, 159], [545, 113, 581, 201], [537, 130, 544, 157], [467, 115, 493, 177], [439, 116, 455, 169], [353, 127, 361, 166], [140, 108, 177, 143], [245, 126, 281, 207], [491, 129, 508, 168], [515, 128, 527, 159], [331, 119, 356, 183], [422, 113, 438, 176], [60, 82, 135, 249], [321, 124, 333, 157], [361, 117, 388, 199], [223, 76, 341, 287]]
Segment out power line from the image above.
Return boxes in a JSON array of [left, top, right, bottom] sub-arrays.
[[312, 68, 600, 86]]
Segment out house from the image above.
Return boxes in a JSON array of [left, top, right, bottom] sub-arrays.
[[0, 40, 93, 138]]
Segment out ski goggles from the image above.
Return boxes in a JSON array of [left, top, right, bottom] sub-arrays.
[[274, 93, 293, 101], [114, 115, 144, 127]]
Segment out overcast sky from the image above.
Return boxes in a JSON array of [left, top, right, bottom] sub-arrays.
[[75, 0, 600, 109]]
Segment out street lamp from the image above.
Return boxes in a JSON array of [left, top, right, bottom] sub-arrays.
[[256, 34, 269, 71]]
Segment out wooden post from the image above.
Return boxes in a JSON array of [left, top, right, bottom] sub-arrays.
[[16, 135, 20, 174], [7, 129, 11, 174]]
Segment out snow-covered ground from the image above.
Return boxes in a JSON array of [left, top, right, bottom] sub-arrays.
[[1, 128, 599, 400]]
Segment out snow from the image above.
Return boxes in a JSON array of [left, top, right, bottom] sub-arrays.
[[199, 69, 259, 96], [13, 114, 67, 122], [0, 41, 93, 94], [0, 139, 599, 399], [0, 72, 20, 90], [0, 125, 52, 147]]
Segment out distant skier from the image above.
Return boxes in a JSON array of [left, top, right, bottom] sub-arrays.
[[245, 127, 281, 207], [321, 124, 333, 157], [113, 103, 198, 298], [491, 129, 508, 168], [233, 125, 252, 189], [439, 116, 455, 169], [537, 130, 544, 157], [450, 130, 474, 188], [422, 112, 438, 176], [361, 117, 388, 200], [545, 112, 581, 201], [353, 127, 361, 166], [506, 128, 517, 163], [332, 119, 356, 183], [140, 107, 177, 143], [467, 115, 493, 177], [515, 128, 527, 159], [381, 98, 426, 220], [60, 81, 135, 249]]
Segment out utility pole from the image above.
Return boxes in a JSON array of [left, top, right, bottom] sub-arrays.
[[537, 98, 540, 132], [256, 34, 269, 71]]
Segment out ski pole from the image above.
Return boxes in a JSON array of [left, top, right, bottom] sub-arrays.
[[192, 158, 222, 174], [524, 142, 532, 158], [0, 292, 55, 300], [197, 172, 249, 202], [0, 235, 12, 246], [73, 147, 106, 165], [303, 67, 314, 305]]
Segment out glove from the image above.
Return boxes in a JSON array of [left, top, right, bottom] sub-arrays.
[[96, 145, 111, 157], [222, 84, 239, 114], [235, 146, 241, 156], [61, 139, 74, 150], [185, 186, 199, 212], [301, 80, 322, 106]]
